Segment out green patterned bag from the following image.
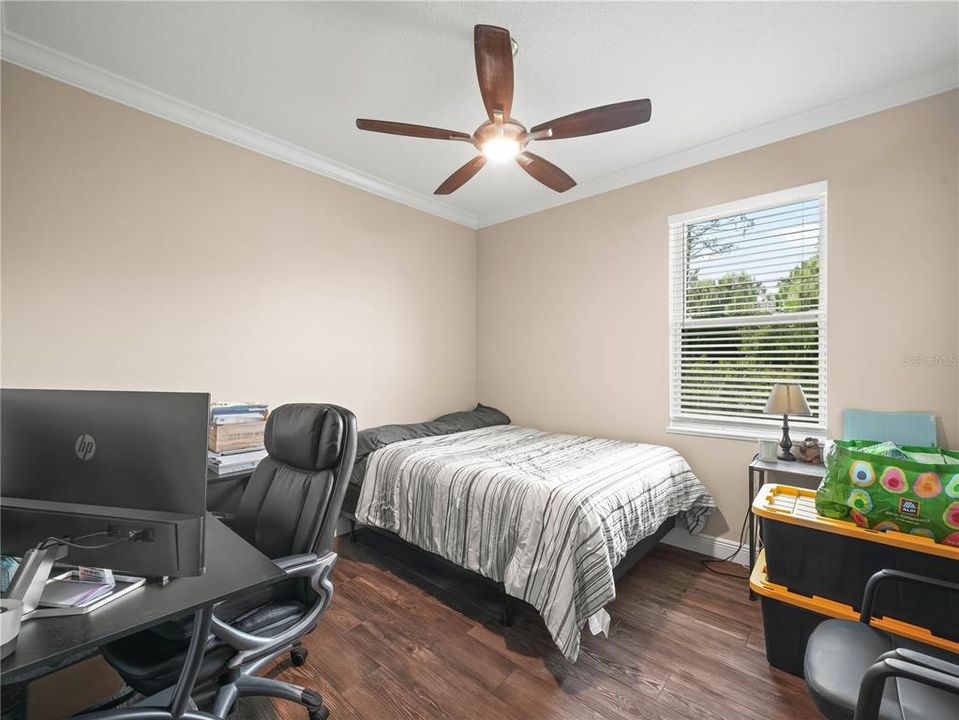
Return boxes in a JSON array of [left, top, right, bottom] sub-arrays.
[[815, 439, 959, 545]]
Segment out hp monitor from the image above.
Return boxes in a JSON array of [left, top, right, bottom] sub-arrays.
[[1, 389, 209, 578]]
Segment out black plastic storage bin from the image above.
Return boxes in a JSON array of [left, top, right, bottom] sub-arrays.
[[759, 593, 828, 677], [754, 484, 959, 643], [751, 548, 959, 678]]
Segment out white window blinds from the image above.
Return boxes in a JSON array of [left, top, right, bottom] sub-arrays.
[[668, 183, 827, 438]]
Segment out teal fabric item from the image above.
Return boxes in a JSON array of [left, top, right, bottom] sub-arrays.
[[842, 409, 937, 447], [0, 555, 19, 593]]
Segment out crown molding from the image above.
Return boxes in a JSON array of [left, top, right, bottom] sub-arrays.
[[2, 20, 955, 232], [477, 65, 959, 228], [0, 28, 479, 230]]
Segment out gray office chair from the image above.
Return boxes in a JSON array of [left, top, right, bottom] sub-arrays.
[[100, 403, 357, 719], [804, 570, 959, 720]]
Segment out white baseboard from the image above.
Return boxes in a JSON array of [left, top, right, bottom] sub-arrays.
[[662, 528, 750, 567]]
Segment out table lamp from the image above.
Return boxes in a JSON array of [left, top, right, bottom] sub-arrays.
[[764, 383, 811, 461]]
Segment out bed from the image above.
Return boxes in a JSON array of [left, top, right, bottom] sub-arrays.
[[343, 406, 716, 661]]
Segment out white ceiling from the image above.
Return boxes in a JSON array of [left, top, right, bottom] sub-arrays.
[[3, 2, 957, 227]]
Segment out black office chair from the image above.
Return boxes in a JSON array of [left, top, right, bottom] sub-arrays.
[[101, 403, 357, 720], [804, 569, 959, 720]]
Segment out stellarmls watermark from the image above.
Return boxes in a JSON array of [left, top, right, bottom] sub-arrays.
[[901, 353, 958, 367]]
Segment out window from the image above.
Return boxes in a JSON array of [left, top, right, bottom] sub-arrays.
[[668, 182, 827, 440]]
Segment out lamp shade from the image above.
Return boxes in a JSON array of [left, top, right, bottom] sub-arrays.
[[765, 383, 812, 416]]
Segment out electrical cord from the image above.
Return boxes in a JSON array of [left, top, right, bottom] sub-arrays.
[[700, 503, 752, 579], [38, 528, 144, 552]]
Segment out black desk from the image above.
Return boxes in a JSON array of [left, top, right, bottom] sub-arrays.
[[206, 468, 253, 516], [1, 516, 282, 715]]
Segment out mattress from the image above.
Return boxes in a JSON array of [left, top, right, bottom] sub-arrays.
[[354, 424, 715, 661]]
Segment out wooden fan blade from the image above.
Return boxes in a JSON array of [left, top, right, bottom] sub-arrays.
[[530, 99, 652, 140], [474, 25, 514, 121], [516, 152, 576, 193], [356, 119, 471, 141], [435, 156, 487, 195]]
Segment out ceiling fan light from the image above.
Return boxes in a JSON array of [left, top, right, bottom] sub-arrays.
[[482, 137, 520, 162]]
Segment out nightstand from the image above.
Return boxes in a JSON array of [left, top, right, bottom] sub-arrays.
[[748, 456, 826, 598]]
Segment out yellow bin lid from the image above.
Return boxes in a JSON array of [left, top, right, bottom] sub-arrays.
[[751, 483, 959, 560], [750, 549, 959, 654]]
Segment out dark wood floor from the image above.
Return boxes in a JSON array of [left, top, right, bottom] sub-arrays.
[[236, 529, 821, 720]]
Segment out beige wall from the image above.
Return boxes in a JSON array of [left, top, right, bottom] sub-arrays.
[[478, 91, 959, 539], [4, 63, 957, 542], [1, 64, 477, 428]]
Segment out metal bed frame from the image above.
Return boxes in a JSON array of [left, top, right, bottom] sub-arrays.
[[342, 511, 678, 626]]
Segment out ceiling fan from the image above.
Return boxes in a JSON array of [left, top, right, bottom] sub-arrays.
[[355, 24, 652, 195]]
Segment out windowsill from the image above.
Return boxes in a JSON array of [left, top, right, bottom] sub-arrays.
[[666, 420, 828, 444]]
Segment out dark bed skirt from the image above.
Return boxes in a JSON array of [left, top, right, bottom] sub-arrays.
[[341, 481, 362, 517], [613, 513, 676, 580], [340, 509, 678, 625]]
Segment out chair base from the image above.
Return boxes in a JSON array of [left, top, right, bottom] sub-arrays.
[[291, 643, 309, 667], [211, 671, 327, 719], [83, 635, 328, 720]]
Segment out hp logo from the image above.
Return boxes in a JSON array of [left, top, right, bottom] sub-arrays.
[[75, 433, 96, 461]]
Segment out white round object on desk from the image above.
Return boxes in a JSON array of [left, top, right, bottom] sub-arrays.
[[0, 598, 23, 659]]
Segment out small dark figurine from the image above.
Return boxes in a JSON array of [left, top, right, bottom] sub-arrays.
[[800, 437, 822, 464]]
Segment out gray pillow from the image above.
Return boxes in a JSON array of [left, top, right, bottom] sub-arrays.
[[432, 403, 510, 431], [355, 420, 446, 460], [355, 404, 510, 461], [349, 404, 510, 489]]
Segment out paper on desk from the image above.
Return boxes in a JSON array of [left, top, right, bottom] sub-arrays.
[[78, 566, 115, 587]]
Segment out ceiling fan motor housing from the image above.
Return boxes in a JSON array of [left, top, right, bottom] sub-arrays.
[[472, 118, 528, 152]]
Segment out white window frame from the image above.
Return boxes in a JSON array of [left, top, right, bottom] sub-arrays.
[[667, 181, 828, 442]]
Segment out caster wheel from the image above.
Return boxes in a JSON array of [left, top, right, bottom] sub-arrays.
[[291, 647, 309, 666], [309, 706, 329, 720]]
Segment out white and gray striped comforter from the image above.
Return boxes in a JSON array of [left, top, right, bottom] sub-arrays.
[[354, 424, 715, 661]]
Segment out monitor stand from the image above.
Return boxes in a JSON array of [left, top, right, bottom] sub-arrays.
[[5, 542, 67, 617]]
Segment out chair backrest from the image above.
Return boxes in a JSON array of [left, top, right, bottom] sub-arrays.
[[235, 404, 357, 559], [842, 409, 937, 447]]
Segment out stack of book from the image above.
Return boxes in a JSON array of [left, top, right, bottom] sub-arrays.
[[207, 402, 269, 475]]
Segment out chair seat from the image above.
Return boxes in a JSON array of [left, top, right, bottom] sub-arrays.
[[804, 619, 959, 720], [102, 600, 307, 696]]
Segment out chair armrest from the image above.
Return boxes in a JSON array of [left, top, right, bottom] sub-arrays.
[[859, 569, 959, 623], [878, 648, 959, 677], [210, 551, 337, 669], [854, 656, 959, 720], [273, 553, 318, 571], [272, 551, 336, 582]]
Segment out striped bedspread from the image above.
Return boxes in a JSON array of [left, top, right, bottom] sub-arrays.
[[354, 424, 715, 661]]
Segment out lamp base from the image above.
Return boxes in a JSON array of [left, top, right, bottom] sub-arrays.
[[778, 414, 795, 461]]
